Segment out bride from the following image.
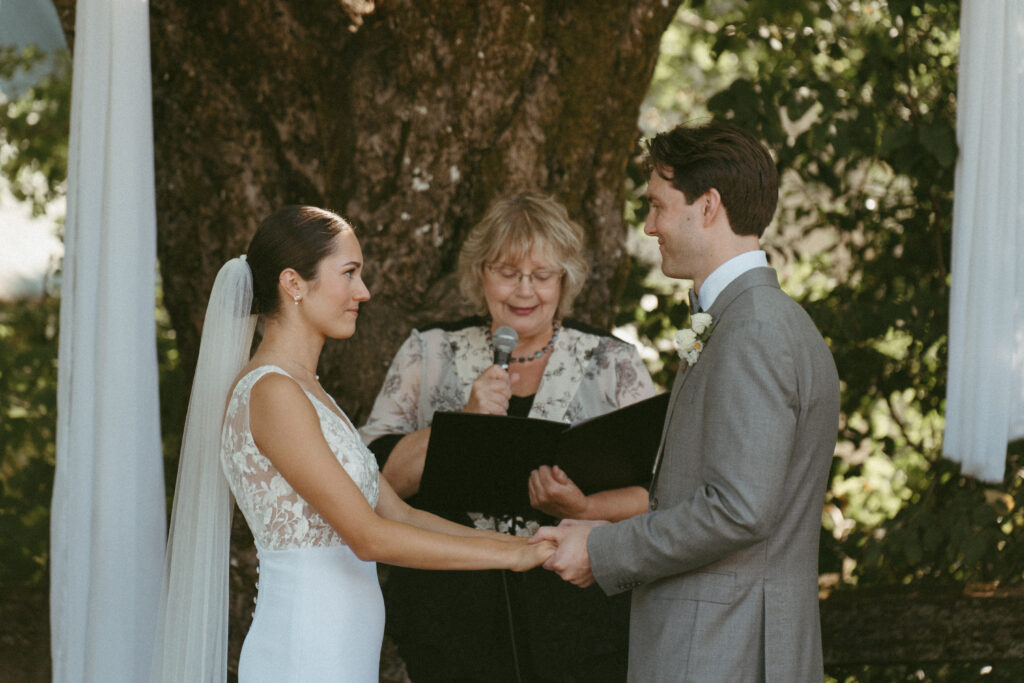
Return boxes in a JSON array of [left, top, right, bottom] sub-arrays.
[[152, 206, 555, 682]]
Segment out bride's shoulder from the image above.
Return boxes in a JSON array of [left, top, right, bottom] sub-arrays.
[[229, 364, 295, 401], [246, 370, 318, 427]]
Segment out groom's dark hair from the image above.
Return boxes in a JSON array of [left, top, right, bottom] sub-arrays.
[[645, 121, 778, 238]]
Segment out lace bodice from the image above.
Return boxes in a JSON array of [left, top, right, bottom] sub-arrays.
[[221, 365, 380, 550]]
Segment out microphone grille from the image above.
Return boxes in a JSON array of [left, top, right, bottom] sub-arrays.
[[492, 326, 519, 354]]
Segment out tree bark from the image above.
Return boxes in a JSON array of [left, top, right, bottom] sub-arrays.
[[55, 0, 681, 416], [140, 0, 680, 422]]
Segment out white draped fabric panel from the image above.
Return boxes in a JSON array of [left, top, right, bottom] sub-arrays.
[[50, 0, 165, 680], [944, 1, 1024, 483]]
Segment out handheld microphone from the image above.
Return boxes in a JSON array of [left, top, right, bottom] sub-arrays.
[[492, 326, 519, 370]]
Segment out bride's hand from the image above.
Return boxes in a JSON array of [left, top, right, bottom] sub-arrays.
[[463, 365, 518, 415], [509, 539, 556, 572]]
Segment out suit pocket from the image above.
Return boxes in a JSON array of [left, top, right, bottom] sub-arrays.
[[655, 570, 736, 605]]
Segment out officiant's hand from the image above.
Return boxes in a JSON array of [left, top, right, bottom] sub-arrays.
[[532, 519, 607, 588], [529, 465, 588, 518], [464, 365, 519, 415]]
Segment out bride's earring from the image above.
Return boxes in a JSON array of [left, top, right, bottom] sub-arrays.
[[293, 295, 302, 305]]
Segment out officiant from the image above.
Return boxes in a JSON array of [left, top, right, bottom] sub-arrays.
[[359, 192, 655, 682]]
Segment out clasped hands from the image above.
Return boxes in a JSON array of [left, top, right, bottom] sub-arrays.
[[529, 518, 607, 588], [528, 466, 607, 588]]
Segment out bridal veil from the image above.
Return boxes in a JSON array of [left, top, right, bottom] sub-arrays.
[[151, 258, 256, 682]]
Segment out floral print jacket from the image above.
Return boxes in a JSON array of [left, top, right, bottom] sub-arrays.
[[359, 317, 655, 449]]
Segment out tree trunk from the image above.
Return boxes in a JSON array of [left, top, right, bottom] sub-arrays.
[[141, 0, 680, 424], [56, 0, 681, 415]]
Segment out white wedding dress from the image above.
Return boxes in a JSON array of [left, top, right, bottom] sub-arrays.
[[220, 365, 384, 682]]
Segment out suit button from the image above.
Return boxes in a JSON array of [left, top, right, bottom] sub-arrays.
[[649, 496, 658, 510]]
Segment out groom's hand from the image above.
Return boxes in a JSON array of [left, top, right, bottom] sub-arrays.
[[532, 519, 607, 588]]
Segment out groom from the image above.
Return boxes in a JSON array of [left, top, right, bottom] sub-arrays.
[[535, 122, 839, 681]]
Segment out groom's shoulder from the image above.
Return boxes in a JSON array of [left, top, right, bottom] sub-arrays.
[[722, 281, 821, 342]]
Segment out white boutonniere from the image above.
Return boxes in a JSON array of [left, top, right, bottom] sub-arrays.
[[675, 312, 714, 365]]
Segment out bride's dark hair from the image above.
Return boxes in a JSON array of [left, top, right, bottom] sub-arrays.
[[246, 205, 352, 316]]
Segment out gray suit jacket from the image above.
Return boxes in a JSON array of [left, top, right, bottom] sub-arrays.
[[589, 267, 839, 682]]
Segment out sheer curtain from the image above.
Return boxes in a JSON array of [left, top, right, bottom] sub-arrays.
[[944, 1, 1024, 483], [50, 0, 165, 680]]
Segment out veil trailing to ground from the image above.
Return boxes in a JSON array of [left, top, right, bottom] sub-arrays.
[[151, 258, 256, 682]]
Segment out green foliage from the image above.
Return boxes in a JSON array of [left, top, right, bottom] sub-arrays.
[[0, 295, 59, 584], [621, 0, 1024, 600], [849, 442, 1024, 588], [616, 3, 1024, 675], [0, 289, 185, 586], [0, 44, 71, 215], [156, 290, 188, 508], [710, 0, 1003, 592]]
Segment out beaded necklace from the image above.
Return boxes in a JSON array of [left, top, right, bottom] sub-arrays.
[[486, 319, 561, 363]]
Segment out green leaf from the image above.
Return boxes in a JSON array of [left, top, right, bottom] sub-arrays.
[[918, 121, 958, 168]]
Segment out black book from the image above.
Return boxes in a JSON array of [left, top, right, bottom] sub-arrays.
[[416, 392, 670, 518]]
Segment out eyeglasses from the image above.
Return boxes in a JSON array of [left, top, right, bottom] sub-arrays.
[[485, 263, 564, 290]]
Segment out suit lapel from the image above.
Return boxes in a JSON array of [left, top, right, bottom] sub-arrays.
[[649, 360, 689, 480], [649, 267, 782, 490]]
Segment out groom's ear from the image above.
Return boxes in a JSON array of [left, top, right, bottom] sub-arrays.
[[702, 188, 723, 225]]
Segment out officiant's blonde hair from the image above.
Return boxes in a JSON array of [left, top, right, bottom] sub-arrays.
[[457, 193, 588, 317]]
